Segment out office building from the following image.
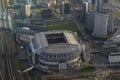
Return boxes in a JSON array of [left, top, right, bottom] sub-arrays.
[[14, 0, 31, 5], [83, 2, 89, 15], [108, 8, 115, 33], [20, 4, 31, 18], [103, 27, 120, 63], [97, 0, 103, 12], [102, 0, 109, 3], [86, 12, 94, 32], [81, 2, 88, 22], [41, 8, 52, 18], [88, 1, 92, 11], [25, 4, 31, 17], [93, 13, 108, 38], [60, 0, 70, 16]]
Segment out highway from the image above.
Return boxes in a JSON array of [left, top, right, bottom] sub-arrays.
[[0, 0, 16, 80]]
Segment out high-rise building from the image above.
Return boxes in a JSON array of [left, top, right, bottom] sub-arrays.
[[91, 0, 95, 4], [108, 8, 115, 33], [97, 0, 103, 12], [80, 0, 86, 4], [83, 2, 89, 14], [20, 5, 26, 18], [88, 1, 92, 11], [81, 2, 88, 22], [93, 13, 108, 38], [102, 0, 109, 3], [26, 0, 31, 4], [60, 0, 70, 16], [86, 12, 94, 32], [8, 14, 12, 30], [20, 4, 31, 18], [25, 4, 31, 17]]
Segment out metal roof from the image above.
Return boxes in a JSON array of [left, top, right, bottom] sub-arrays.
[[29, 30, 81, 54]]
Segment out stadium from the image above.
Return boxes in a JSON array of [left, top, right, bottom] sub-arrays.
[[28, 30, 83, 72]]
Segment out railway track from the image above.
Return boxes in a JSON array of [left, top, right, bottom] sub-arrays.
[[0, 0, 15, 80], [5, 36, 15, 80]]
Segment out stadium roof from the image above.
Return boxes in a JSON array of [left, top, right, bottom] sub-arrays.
[[29, 30, 81, 54]]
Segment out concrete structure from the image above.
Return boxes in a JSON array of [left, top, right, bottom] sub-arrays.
[[15, 19, 47, 32], [0, 13, 12, 30], [14, 0, 31, 5], [93, 13, 108, 38], [101, 6, 115, 34], [41, 8, 52, 18], [103, 27, 120, 63], [86, 12, 94, 32], [60, 0, 70, 16], [98, 0, 103, 12], [15, 27, 35, 42], [28, 30, 84, 72], [85, 0, 92, 11], [20, 4, 31, 18], [108, 53, 120, 63], [81, 1, 89, 22], [102, 0, 109, 3], [91, 0, 96, 4], [25, 4, 31, 17], [108, 8, 115, 33], [82, 2, 88, 16], [26, 0, 31, 4], [36, 1, 48, 8]]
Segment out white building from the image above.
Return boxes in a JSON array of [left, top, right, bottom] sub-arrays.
[[93, 13, 108, 38], [108, 52, 120, 63], [0, 13, 12, 30], [25, 4, 31, 17]]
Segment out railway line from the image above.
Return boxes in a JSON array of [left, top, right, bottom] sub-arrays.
[[0, 0, 16, 80], [4, 33, 16, 80]]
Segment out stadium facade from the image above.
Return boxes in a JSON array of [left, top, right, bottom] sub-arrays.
[[27, 30, 84, 72]]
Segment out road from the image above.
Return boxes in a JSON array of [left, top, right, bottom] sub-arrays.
[[71, 0, 101, 56]]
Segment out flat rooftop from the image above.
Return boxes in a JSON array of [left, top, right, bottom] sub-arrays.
[[111, 27, 120, 42]]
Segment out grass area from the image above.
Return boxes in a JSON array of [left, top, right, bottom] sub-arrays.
[[47, 21, 83, 37], [15, 60, 21, 70], [69, 0, 75, 7], [115, 0, 120, 2], [15, 60, 24, 80], [80, 66, 96, 72], [115, 11, 120, 19]]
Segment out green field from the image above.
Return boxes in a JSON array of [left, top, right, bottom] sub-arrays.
[[69, 0, 75, 7], [47, 21, 83, 37], [115, 11, 120, 19], [115, 0, 120, 2], [80, 66, 96, 72], [15, 60, 24, 80]]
